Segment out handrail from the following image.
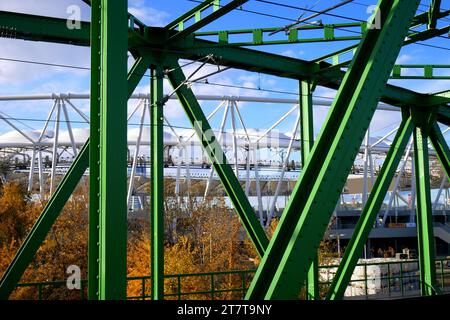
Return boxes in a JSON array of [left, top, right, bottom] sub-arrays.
[[14, 258, 450, 300]]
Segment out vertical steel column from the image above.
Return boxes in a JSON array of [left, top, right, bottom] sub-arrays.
[[150, 66, 165, 300], [97, 0, 128, 300], [410, 159, 416, 222], [88, 0, 101, 300], [300, 79, 318, 300], [413, 111, 438, 296], [0, 3, 149, 300], [300, 80, 314, 166]]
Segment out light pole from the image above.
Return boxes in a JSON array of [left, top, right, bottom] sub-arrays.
[[202, 231, 212, 264], [330, 233, 345, 258]]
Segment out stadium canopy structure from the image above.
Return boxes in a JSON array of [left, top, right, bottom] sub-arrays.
[[0, 0, 449, 300]]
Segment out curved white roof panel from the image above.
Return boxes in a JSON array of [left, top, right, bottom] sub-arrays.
[[58, 128, 90, 146], [0, 130, 40, 147]]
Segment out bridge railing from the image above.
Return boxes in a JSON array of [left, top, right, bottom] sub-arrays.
[[315, 258, 450, 299], [13, 258, 450, 300]]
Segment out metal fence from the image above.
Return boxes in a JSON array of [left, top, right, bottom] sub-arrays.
[[317, 258, 450, 299], [14, 258, 450, 300]]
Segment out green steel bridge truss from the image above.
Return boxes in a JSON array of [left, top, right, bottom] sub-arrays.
[[0, 0, 449, 300]]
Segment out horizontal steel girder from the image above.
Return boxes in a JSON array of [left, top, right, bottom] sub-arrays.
[[151, 66, 165, 300], [97, 0, 129, 300], [191, 7, 450, 48], [165, 0, 217, 30], [391, 65, 450, 80], [193, 22, 365, 46], [313, 25, 450, 72], [0, 11, 449, 110], [168, 0, 249, 42]]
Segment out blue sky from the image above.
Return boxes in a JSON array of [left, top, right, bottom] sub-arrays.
[[0, 0, 448, 147]]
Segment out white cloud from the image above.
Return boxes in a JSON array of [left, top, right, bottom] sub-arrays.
[[311, 86, 403, 137], [395, 54, 414, 64], [0, 1, 90, 89], [0, 39, 90, 87], [280, 50, 306, 59], [314, 87, 336, 99], [238, 75, 258, 83], [128, 3, 170, 27], [417, 80, 450, 94], [0, 0, 90, 20]]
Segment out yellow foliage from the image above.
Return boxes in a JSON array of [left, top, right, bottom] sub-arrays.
[[1, 178, 338, 300]]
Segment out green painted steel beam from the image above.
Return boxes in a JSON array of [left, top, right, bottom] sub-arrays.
[[0, 58, 150, 300], [436, 108, 450, 126], [422, 93, 450, 107], [300, 80, 315, 165], [0, 142, 89, 300], [150, 66, 165, 300], [177, 38, 446, 108], [193, 22, 365, 47], [169, 0, 248, 42], [300, 79, 319, 300], [307, 256, 319, 300], [174, 37, 318, 78], [87, 1, 151, 300], [407, 24, 450, 43], [127, 56, 153, 97], [0, 10, 90, 46], [326, 113, 413, 300], [412, 111, 439, 296], [430, 123, 450, 184], [0, 9, 147, 48], [82, 0, 148, 43], [97, 0, 129, 300], [88, 0, 101, 300], [412, 7, 449, 27], [245, 0, 421, 300], [0, 11, 446, 109], [310, 7, 450, 66], [428, 0, 442, 29], [191, 7, 450, 48], [434, 90, 450, 99], [315, 25, 450, 75], [166, 61, 269, 257]]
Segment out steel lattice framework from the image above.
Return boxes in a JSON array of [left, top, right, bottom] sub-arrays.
[[0, 0, 449, 300]]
